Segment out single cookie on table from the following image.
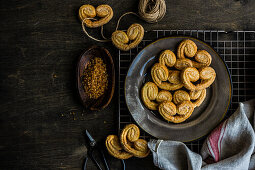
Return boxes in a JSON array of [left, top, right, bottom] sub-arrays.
[[105, 135, 133, 159], [79, 4, 113, 28], [120, 124, 150, 158]]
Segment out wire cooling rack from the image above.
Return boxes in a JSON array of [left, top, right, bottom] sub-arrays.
[[117, 30, 255, 153]]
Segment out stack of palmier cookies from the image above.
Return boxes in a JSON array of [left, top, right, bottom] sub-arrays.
[[141, 39, 216, 123], [105, 124, 150, 159]]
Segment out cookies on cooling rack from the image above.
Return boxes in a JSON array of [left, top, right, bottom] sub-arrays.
[[141, 39, 216, 123]]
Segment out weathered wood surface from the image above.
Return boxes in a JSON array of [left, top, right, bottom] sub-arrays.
[[0, 0, 254, 169]]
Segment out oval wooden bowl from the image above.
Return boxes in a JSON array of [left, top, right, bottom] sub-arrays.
[[77, 46, 115, 110]]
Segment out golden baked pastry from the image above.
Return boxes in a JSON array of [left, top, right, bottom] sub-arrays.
[[120, 124, 150, 158], [158, 101, 177, 119], [105, 135, 133, 159], [141, 82, 158, 110], [134, 139, 149, 153], [158, 82, 183, 91], [181, 67, 216, 91], [181, 67, 200, 91], [196, 67, 216, 90], [158, 101, 194, 123], [156, 82, 183, 91], [79, 4, 113, 28], [190, 89, 203, 100], [190, 89, 206, 107], [176, 101, 194, 118], [159, 50, 176, 67], [151, 63, 183, 90], [173, 90, 190, 105], [168, 70, 181, 84], [151, 63, 169, 85], [111, 24, 144, 51], [177, 40, 197, 59], [156, 90, 172, 103], [174, 58, 193, 70], [192, 50, 212, 68]]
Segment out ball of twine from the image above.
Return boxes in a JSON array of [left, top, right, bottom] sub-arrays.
[[138, 0, 166, 23]]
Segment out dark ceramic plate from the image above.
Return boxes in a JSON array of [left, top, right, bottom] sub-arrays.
[[125, 37, 232, 141]]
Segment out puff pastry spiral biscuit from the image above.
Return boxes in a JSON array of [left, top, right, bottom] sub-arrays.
[[141, 82, 158, 110], [190, 89, 206, 107], [181, 67, 200, 91], [196, 67, 216, 90], [158, 101, 177, 120], [156, 90, 172, 103], [111, 24, 144, 51], [159, 50, 176, 67], [120, 124, 150, 158], [175, 58, 193, 70], [192, 50, 212, 68], [173, 90, 190, 105], [79, 4, 113, 28], [168, 70, 182, 84], [177, 40, 197, 59], [105, 135, 133, 159]]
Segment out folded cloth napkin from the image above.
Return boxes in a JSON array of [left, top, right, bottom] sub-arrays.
[[148, 99, 255, 170]]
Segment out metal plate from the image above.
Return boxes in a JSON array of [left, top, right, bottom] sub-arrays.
[[125, 37, 232, 142]]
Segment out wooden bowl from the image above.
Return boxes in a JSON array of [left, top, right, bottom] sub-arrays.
[[77, 46, 115, 110]]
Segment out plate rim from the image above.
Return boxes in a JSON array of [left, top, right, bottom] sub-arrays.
[[124, 36, 233, 142]]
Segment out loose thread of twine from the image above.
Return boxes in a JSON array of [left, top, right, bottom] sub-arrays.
[[138, 0, 166, 23], [115, 12, 140, 31], [81, 12, 140, 42], [81, 18, 111, 42]]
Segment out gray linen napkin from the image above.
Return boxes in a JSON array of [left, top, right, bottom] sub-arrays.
[[148, 99, 255, 170]]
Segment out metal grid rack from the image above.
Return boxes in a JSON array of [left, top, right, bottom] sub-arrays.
[[118, 30, 255, 153]]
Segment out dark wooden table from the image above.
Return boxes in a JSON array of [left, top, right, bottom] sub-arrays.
[[0, 0, 254, 169]]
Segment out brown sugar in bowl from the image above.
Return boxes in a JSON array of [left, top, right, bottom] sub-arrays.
[[77, 46, 115, 110]]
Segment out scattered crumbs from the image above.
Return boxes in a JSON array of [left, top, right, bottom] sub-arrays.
[[104, 121, 107, 124], [53, 74, 57, 78], [61, 114, 64, 117]]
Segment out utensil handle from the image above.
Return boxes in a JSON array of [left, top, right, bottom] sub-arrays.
[[83, 157, 88, 170], [121, 159, 126, 170], [100, 149, 110, 170], [91, 151, 103, 170]]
